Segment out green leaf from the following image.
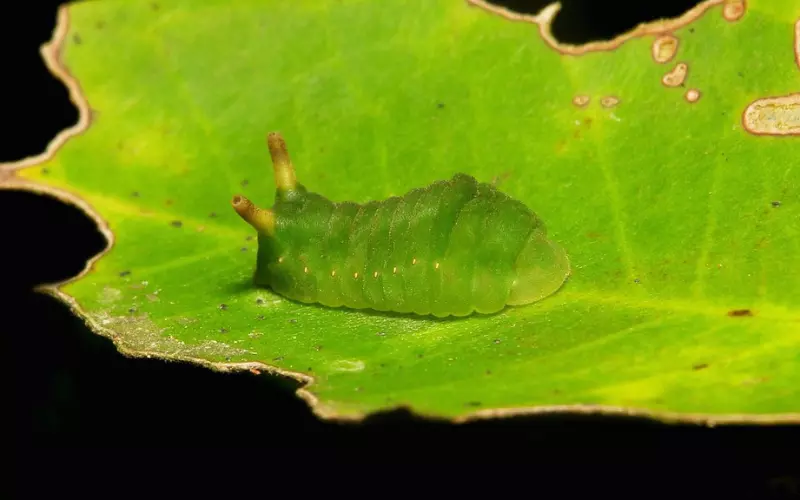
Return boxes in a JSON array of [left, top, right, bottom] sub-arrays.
[[4, 0, 799, 422]]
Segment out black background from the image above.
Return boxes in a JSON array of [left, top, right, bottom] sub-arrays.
[[6, 0, 798, 495]]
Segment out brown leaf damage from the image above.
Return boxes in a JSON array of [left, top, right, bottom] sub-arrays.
[[742, 19, 800, 137], [468, 0, 724, 56]]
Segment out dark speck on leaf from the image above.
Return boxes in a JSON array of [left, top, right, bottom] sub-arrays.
[[737, 71, 744, 77], [128, 307, 137, 314], [241, 179, 249, 186], [485, 370, 492, 375], [41, 168, 49, 175], [256, 298, 264, 305], [73, 33, 82, 44], [218, 303, 228, 311], [209, 212, 217, 218], [692, 363, 709, 371], [246, 235, 254, 241], [170, 220, 182, 228], [634, 278, 641, 284], [257, 314, 265, 320], [771, 201, 781, 208], [493, 339, 501, 344], [689, 28, 694, 33], [437, 102, 445, 109], [417, 353, 424, 359], [314, 345, 322, 351], [131, 191, 140, 197], [273, 356, 284, 362], [220, 328, 228, 333], [289, 319, 297, 324], [728, 309, 753, 317], [119, 270, 131, 277], [465, 401, 482, 407], [240, 247, 248, 252], [308, 367, 313, 371]]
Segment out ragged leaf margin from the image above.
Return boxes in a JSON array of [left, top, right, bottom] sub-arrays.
[[2, 1, 798, 425]]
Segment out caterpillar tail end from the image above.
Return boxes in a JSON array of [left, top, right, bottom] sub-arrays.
[[506, 232, 571, 306], [231, 194, 275, 235], [266, 131, 297, 191]]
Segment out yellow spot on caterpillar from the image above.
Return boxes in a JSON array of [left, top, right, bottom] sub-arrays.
[[373, 271, 379, 278], [392, 266, 397, 274], [412, 258, 417, 265], [434, 262, 440, 270], [353, 272, 359, 279], [278, 257, 284, 264], [331, 270, 336, 277], [303, 266, 309, 273]]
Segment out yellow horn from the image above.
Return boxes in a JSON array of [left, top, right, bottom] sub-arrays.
[[267, 132, 297, 191], [231, 194, 275, 234]]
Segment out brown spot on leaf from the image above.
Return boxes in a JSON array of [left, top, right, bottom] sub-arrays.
[[72, 33, 82, 44], [652, 35, 678, 63], [692, 363, 709, 371], [662, 62, 688, 87], [572, 95, 590, 107], [685, 88, 701, 103], [771, 200, 781, 208], [119, 270, 131, 277], [727, 309, 753, 317], [742, 94, 800, 136], [170, 220, 182, 228], [601, 96, 620, 108], [722, 0, 745, 22]]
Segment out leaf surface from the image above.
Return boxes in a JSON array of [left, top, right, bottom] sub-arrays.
[[5, 0, 800, 421]]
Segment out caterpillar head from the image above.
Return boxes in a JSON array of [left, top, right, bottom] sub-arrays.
[[231, 132, 300, 235]]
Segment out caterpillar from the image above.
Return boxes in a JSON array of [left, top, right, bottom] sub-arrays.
[[231, 132, 570, 318]]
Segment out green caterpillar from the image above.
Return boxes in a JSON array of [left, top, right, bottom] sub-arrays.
[[232, 132, 570, 317]]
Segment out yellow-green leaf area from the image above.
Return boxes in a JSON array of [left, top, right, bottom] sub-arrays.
[[21, 0, 800, 420]]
